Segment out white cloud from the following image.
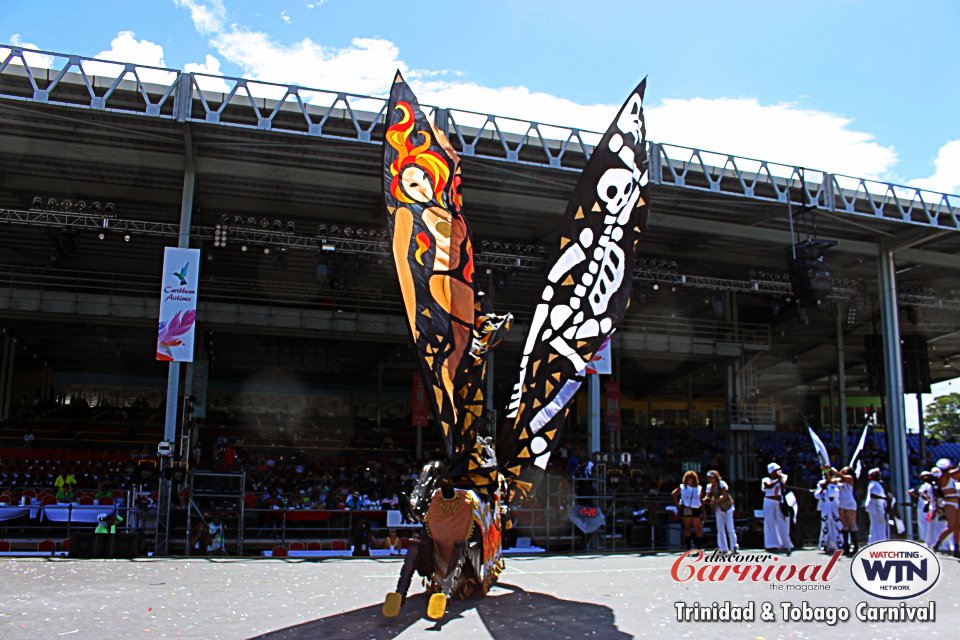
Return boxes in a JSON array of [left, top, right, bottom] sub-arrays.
[[184, 54, 232, 93], [909, 140, 960, 195], [281, 10, 291, 24], [194, 24, 901, 182], [305, 1, 326, 9], [173, 0, 226, 34], [647, 97, 898, 181], [209, 29, 405, 96], [6, 33, 55, 68], [86, 31, 176, 86]]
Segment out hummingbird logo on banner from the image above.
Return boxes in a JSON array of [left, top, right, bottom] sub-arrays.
[[173, 262, 189, 286]]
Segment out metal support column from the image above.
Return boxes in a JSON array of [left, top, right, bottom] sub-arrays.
[[836, 307, 849, 462], [1, 335, 14, 421], [157, 125, 197, 556], [589, 373, 601, 454], [0, 333, 10, 421], [484, 272, 496, 436], [917, 394, 926, 470], [877, 245, 912, 537]]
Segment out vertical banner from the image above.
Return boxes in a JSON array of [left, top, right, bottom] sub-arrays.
[[411, 371, 428, 427], [156, 247, 200, 362], [605, 381, 621, 431]]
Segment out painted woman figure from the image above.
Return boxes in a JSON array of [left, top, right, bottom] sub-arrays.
[[672, 470, 703, 550], [703, 470, 737, 554], [814, 468, 843, 553]]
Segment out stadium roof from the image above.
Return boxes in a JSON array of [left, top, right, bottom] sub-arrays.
[[1, 44, 959, 406]]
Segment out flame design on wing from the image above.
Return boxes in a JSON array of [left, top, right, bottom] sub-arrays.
[[415, 231, 431, 265]]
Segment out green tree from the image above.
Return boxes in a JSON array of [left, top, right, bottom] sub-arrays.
[[923, 393, 960, 440]]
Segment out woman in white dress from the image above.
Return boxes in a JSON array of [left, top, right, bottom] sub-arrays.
[[814, 469, 843, 553], [864, 468, 889, 544], [761, 462, 793, 553], [672, 470, 703, 550], [833, 466, 859, 556], [909, 470, 933, 545], [703, 470, 737, 554]]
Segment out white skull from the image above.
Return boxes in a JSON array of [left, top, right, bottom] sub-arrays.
[[597, 168, 635, 215]]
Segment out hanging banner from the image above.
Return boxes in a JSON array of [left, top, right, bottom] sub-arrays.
[[412, 371, 428, 427], [605, 381, 621, 431], [156, 247, 200, 362], [585, 336, 613, 375]]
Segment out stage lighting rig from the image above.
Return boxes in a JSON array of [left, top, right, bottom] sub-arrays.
[[787, 238, 837, 307]]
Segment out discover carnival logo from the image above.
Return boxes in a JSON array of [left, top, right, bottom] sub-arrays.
[[849, 540, 940, 600]]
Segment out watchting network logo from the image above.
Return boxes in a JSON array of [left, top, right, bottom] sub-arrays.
[[849, 540, 940, 600]]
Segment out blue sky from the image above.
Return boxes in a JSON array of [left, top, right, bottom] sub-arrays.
[[3, 0, 959, 192]]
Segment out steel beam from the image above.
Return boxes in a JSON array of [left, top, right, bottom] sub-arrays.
[[1, 44, 957, 233], [877, 244, 911, 538]]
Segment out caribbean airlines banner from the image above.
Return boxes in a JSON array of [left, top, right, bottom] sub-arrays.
[[156, 247, 200, 362]]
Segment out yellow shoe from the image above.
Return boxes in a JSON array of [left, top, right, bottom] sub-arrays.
[[382, 592, 402, 618], [427, 593, 447, 620]]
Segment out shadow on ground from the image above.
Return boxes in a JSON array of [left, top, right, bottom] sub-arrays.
[[249, 582, 633, 640]]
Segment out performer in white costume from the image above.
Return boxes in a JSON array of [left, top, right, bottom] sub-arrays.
[[703, 470, 737, 554], [833, 466, 859, 556], [909, 470, 933, 545], [761, 463, 792, 553], [814, 468, 843, 553], [931, 458, 960, 556], [864, 468, 889, 544]]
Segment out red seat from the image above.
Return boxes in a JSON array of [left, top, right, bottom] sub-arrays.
[[0, 540, 11, 552], [98, 497, 116, 506], [331, 540, 347, 551], [61, 538, 71, 552], [271, 546, 288, 557], [37, 539, 56, 552], [288, 542, 305, 551], [400, 538, 411, 550], [306, 541, 323, 551], [40, 494, 57, 506], [78, 496, 94, 505]]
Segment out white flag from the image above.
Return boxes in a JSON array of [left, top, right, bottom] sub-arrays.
[[808, 427, 831, 468], [848, 424, 870, 469]]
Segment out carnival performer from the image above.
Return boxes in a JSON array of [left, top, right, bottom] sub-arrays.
[[813, 468, 843, 553], [864, 468, 889, 543], [672, 470, 703, 550], [703, 470, 737, 554], [908, 470, 934, 545], [931, 458, 960, 556], [926, 468, 949, 550], [761, 463, 793, 554], [832, 466, 859, 556]]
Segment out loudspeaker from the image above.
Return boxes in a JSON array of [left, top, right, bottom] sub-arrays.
[[69, 532, 139, 559], [69, 532, 96, 558], [864, 334, 930, 395]]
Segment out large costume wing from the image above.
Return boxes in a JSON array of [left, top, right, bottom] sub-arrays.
[[383, 73, 506, 487], [498, 80, 650, 488]]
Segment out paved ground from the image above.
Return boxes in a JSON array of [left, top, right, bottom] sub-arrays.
[[0, 550, 956, 639]]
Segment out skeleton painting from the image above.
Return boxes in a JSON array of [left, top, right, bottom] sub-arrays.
[[381, 73, 649, 619]]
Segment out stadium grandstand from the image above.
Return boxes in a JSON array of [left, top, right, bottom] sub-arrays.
[[1, 43, 959, 557]]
